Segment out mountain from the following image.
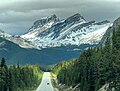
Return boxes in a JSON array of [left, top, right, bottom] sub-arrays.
[[0, 13, 112, 65], [0, 14, 111, 49], [21, 13, 111, 48], [0, 29, 38, 49]]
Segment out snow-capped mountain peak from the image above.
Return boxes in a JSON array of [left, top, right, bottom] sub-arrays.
[[21, 14, 59, 39], [0, 29, 39, 49], [0, 29, 11, 38], [21, 14, 86, 39], [0, 13, 111, 49], [21, 13, 111, 48], [28, 14, 59, 32]]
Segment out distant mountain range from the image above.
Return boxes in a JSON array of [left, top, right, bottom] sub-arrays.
[[0, 13, 113, 65]]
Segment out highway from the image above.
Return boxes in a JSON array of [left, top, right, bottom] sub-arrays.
[[36, 72, 54, 91]]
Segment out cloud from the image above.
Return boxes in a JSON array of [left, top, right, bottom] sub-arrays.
[[0, 0, 120, 35]]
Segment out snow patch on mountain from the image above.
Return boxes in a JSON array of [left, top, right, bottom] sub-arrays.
[[0, 30, 39, 49], [21, 21, 55, 39]]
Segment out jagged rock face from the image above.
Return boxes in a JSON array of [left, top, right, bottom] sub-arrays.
[[64, 13, 85, 24], [37, 14, 86, 40], [28, 14, 59, 32], [21, 13, 111, 48], [113, 17, 120, 30]]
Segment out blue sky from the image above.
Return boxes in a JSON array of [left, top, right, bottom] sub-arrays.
[[0, 0, 120, 35]]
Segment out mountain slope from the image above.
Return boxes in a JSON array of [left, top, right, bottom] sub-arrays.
[[0, 36, 96, 65], [0, 30, 38, 49]]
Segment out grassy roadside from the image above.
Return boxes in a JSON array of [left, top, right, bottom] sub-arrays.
[[51, 72, 59, 91], [25, 67, 44, 91], [19, 78, 42, 91], [51, 72, 70, 91], [18, 79, 42, 91], [20, 71, 43, 91], [51, 73, 80, 91], [23, 81, 40, 91]]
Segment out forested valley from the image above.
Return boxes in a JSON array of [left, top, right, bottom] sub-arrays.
[[0, 20, 120, 91], [53, 26, 120, 91], [0, 58, 43, 91]]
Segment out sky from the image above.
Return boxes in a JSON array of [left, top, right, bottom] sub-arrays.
[[0, 0, 120, 35]]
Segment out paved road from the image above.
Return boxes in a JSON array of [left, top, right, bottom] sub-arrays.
[[36, 72, 54, 91]]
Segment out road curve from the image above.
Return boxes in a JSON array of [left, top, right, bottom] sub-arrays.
[[36, 72, 54, 91]]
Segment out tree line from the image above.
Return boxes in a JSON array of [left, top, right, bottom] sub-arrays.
[[0, 58, 43, 91], [53, 26, 120, 91]]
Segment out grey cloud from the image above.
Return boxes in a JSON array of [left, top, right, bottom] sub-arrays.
[[0, 0, 80, 12], [0, 0, 120, 35], [0, 9, 60, 23]]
